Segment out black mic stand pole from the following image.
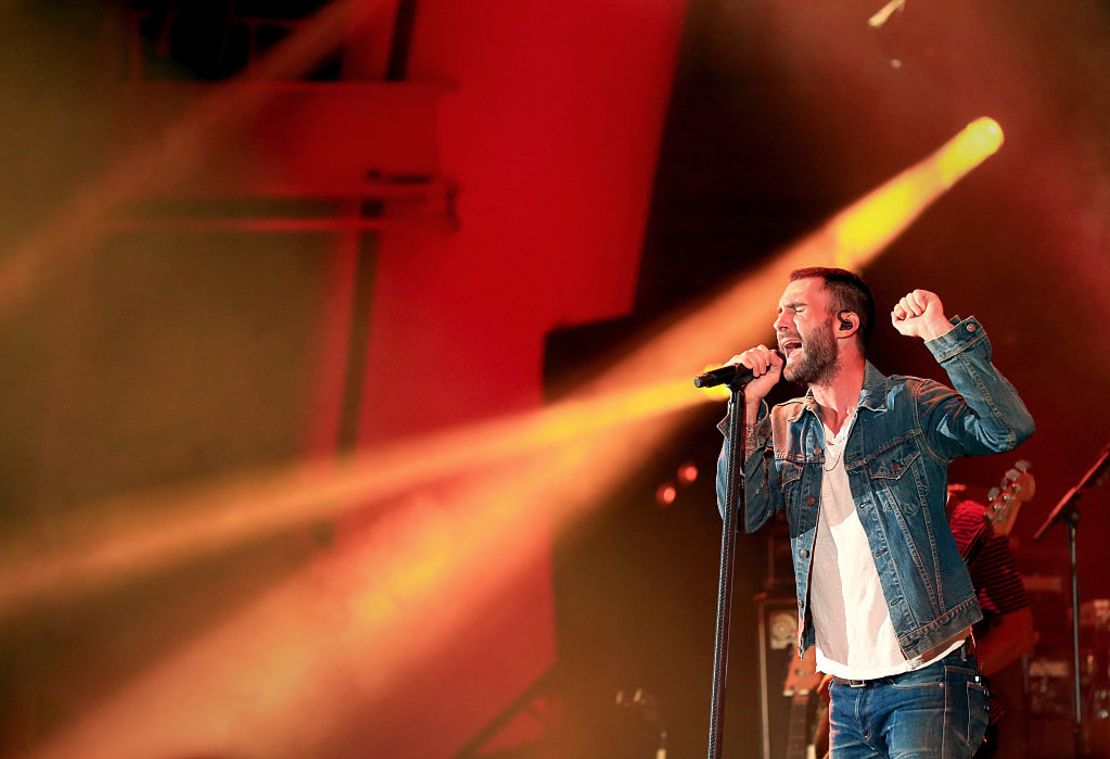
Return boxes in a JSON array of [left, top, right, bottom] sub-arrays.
[[1034, 441, 1110, 759], [706, 376, 751, 759]]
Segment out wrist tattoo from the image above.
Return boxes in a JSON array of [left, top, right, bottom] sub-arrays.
[[744, 423, 759, 457]]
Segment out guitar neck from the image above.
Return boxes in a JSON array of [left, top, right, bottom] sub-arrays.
[[784, 695, 814, 759]]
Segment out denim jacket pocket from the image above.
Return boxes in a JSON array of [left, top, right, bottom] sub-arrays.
[[865, 440, 924, 516], [778, 458, 805, 513], [779, 458, 803, 489]]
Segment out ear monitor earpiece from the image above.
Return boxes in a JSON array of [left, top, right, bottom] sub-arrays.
[[838, 312, 853, 331]]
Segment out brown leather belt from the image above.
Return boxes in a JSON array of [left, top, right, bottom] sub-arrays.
[[830, 638, 975, 688]]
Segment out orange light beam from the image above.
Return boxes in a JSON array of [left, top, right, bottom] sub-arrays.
[[0, 377, 700, 619], [26, 444, 591, 759]]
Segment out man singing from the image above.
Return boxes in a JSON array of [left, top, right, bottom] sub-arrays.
[[715, 267, 1034, 758]]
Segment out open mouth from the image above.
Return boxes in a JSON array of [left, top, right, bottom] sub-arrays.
[[780, 337, 802, 358]]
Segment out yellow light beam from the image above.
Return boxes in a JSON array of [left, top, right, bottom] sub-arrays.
[[607, 118, 1006, 385], [828, 117, 1004, 269]]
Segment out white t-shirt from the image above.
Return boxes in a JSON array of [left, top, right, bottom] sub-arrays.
[[810, 410, 961, 680]]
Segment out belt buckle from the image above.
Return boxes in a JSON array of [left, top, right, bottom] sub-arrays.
[[846, 678, 867, 688]]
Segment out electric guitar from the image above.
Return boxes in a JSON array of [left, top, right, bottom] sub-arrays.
[[956, 460, 1035, 563], [985, 460, 1034, 535], [782, 645, 824, 759]]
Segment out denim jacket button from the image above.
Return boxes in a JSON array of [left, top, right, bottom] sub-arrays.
[[967, 323, 977, 332], [807, 496, 816, 506], [800, 549, 810, 559]]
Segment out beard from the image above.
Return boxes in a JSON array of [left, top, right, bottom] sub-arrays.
[[783, 320, 838, 386]]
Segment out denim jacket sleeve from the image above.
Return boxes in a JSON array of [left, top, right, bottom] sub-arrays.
[[917, 316, 1035, 461], [715, 400, 782, 532]]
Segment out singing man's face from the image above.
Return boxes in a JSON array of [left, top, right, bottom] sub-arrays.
[[774, 277, 839, 386]]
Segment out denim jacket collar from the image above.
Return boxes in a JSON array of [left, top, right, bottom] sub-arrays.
[[857, 361, 892, 412], [784, 361, 891, 424]]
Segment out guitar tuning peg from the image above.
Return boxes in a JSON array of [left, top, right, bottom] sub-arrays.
[[988, 486, 1001, 501], [1005, 468, 1020, 482], [1016, 460, 1031, 472]]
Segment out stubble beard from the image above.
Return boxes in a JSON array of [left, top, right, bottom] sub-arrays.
[[783, 320, 838, 386]]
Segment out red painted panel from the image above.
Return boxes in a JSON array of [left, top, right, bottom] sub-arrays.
[[355, 1, 687, 755]]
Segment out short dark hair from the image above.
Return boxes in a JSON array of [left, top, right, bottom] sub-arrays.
[[789, 267, 876, 348]]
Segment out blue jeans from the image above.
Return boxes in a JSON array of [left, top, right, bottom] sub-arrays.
[[828, 651, 990, 758]]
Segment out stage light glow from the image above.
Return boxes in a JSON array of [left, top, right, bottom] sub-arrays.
[[677, 462, 699, 485], [825, 117, 1005, 271], [656, 483, 678, 506], [936, 117, 1004, 186], [867, 0, 906, 29]]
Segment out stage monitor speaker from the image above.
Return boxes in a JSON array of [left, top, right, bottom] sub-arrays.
[[755, 593, 801, 759]]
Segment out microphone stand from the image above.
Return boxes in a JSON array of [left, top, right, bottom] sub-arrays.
[[705, 375, 752, 759], [1034, 441, 1110, 759]]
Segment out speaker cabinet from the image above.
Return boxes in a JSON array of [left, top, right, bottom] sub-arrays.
[[755, 594, 801, 759]]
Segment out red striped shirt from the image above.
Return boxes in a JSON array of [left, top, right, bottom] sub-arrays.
[[948, 498, 1028, 619]]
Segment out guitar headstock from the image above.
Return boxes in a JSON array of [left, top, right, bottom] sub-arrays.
[[986, 459, 1034, 536]]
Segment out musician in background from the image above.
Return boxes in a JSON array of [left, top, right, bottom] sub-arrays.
[[947, 483, 1036, 758]]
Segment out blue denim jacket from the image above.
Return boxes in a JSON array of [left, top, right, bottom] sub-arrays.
[[716, 317, 1035, 658]]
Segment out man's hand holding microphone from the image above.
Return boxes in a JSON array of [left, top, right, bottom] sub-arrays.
[[722, 345, 783, 419]]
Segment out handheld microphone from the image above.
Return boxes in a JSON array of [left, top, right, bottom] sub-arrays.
[[693, 351, 782, 389]]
